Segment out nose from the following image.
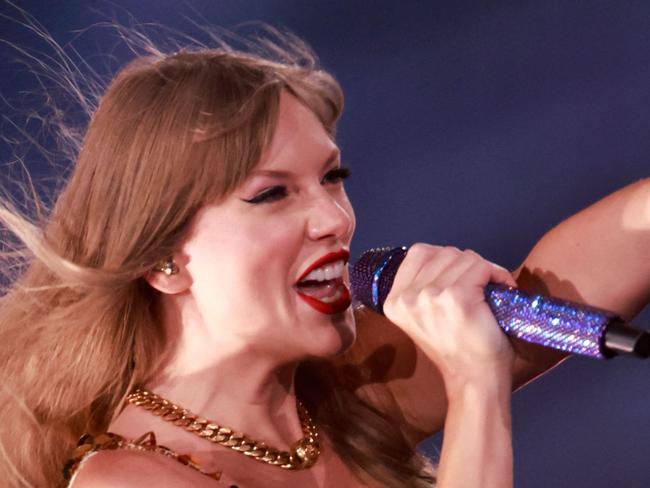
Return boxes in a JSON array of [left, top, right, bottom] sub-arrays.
[[306, 191, 355, 241]]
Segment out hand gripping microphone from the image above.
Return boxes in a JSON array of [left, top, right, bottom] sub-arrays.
[[350, 246, 650, 359]]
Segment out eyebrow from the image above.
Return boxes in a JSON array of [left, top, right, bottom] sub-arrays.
[[249, 149, 340, 178]]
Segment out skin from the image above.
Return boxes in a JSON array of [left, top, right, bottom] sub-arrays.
[[331, 178, 650, 487], [382, 244, 517, 487], [78, 91, 363, 487], [70, 89, 650, 487], [344, 176, 649, 450], [73, 91, 516, 487]]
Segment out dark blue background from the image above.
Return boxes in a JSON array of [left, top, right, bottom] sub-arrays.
[[1, 2, 648, 487]]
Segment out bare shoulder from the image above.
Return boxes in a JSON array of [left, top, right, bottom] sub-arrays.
[[69, 448, 220, 488]]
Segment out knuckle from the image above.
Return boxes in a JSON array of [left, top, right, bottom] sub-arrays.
[[400, 289, 419, 308], [419, 285, 442, 302], [475, 260, 493, 273], [416, 289, 439, 310], [442, 284, 466, 302], [438, 285, 475, 311], [408, 242, 439, 258], [462, 248, 482, 260], [470, 262, 494, 283], [439, 246, 461, 260], [385, 289, 416, 314], [460, 250, 481, 266]]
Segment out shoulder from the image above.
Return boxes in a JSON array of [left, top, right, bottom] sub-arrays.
[[68, 445, 224, 488], [68, 448, 188, 487]]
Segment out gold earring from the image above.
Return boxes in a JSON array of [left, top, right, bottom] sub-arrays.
[[153, 259, 179, 276]]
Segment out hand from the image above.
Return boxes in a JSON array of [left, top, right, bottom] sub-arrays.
[[382, 244, 518, 395]]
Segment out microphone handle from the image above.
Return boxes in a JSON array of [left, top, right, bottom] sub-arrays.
[[351, 246, 650, 359], [484, 283, 649, 359]]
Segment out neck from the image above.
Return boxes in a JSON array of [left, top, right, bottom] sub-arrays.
[[146, 357, 306, 448], [144, 296, 308, 449]]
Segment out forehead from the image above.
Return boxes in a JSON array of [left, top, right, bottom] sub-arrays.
[[251, 91, 338, 175]]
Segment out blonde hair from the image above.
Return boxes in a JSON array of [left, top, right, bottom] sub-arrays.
[[0, 24, 434, 487]]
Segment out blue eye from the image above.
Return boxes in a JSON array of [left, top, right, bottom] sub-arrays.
[[244, 186, 288, 204], [322, 167, 351, 185]]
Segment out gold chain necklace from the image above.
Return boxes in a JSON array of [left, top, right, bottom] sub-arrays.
[[126, 388, 321, 469]]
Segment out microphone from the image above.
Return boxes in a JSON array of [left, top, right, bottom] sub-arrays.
[[350, 246, 650, 359]]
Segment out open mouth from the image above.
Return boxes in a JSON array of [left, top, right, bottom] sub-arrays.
[[294, 251, 352, 314], [294, 284, 351, 314], [295, 277, 344, 302]]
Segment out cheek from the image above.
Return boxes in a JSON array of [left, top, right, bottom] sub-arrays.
[[347, 203, 356, 237], [183, 220, 302, 318], [338, 192, 356, 238], [187, 257, 285, 333]]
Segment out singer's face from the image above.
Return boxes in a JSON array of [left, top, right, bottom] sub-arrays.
[[180, 91, 357, 361]]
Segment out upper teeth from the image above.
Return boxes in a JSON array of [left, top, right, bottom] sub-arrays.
[[301, 260, 345, 282]]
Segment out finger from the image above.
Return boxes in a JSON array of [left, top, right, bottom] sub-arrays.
[[455, 258, 516, 289], [390, 244, 445, 294], [462, 250, 517, 288], [408, 246, 463, 289], [495, 264, 518, 287], [434, 250, 482, 288]]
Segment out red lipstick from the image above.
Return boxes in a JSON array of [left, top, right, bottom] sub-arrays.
[[294, 249, 352, 315], [295, 283, 352, 315], [296, 249, 350, 283]]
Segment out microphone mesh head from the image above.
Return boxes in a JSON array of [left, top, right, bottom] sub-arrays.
[[350, 246, 408, 314]]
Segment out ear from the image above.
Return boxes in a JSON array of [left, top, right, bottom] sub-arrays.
[[144, 255, 192, 295]]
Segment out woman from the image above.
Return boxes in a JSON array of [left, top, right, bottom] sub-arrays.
[[0, 32, 647, 488]]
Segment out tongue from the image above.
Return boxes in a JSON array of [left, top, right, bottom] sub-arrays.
[[296, 278, 342, 299]]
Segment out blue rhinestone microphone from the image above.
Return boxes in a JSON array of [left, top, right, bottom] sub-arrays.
[[350, 246, 650, 359]]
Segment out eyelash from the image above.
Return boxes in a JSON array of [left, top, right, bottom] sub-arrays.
[[244, 167, 351, 205]]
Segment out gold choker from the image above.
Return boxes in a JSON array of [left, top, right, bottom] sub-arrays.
[[127, 388, 321, 469]]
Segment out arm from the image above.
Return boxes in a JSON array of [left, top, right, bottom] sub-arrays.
[[509, 177, 650, 386], [513, 177, 650, 320], [436, 369, 513, 488], [336, 244, 518, 486], [340, 177, 650, 443]]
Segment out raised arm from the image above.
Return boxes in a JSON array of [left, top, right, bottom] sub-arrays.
[[341, 177, 650, 444], [514, 177, 650, 319], [510, 176, 650, 386]]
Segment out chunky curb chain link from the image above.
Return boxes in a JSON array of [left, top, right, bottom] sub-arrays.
[[127, 389, 321, 469]]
